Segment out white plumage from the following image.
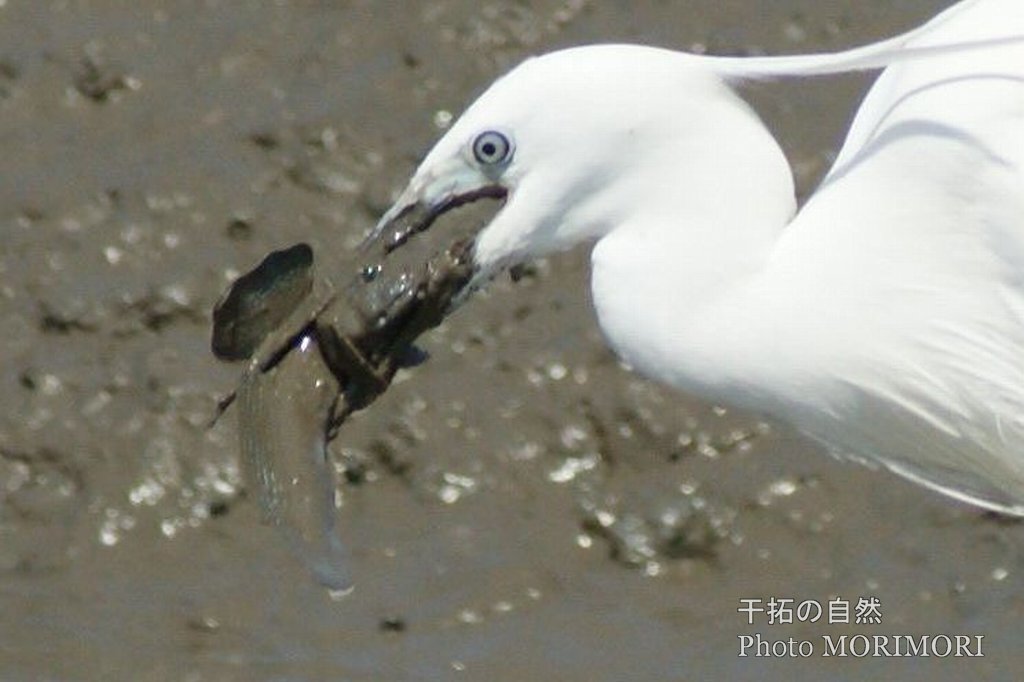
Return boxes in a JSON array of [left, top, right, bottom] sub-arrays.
[[378, 0, 1024, 514]]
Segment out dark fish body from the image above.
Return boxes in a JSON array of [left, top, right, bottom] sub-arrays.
[[211, 243, 315, 362], [211, 204, 477, 589]]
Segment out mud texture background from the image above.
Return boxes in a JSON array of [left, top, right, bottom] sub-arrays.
[[2, 1, 1023, 680]]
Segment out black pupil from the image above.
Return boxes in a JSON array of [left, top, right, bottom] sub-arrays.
[[482, 141, 497, 157]]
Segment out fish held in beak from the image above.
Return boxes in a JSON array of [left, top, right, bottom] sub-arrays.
[[210, 197, 487, 590]]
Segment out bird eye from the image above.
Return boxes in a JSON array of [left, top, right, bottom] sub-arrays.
[[472, 130, 513, 166]]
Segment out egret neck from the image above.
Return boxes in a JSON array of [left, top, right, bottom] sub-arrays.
[[590, 65, 796, 409]]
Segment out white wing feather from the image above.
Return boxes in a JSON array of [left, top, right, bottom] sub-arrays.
[[763, 0, 1024, 512]]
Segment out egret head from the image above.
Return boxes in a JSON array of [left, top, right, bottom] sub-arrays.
[[373, 45, 749, 284]]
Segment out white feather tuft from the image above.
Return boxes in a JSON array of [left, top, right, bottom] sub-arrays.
[[707, 0, 1022, 80]]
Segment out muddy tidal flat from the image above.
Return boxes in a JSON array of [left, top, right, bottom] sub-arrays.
[[2, 1, 1023, 680]]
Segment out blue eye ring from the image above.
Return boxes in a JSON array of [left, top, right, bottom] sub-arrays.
[[472, 130, 513, 166]]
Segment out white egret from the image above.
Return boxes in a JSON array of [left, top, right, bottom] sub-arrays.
[[374, 0, 1024, 515]]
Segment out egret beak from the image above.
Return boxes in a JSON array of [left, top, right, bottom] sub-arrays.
[[365, 165, 507, 256]]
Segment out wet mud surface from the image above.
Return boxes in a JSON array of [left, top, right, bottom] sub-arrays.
[[2, 1, 1023, 680]]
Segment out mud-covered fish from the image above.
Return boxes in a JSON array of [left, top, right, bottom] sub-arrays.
[[212, 200, 480, 590]]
